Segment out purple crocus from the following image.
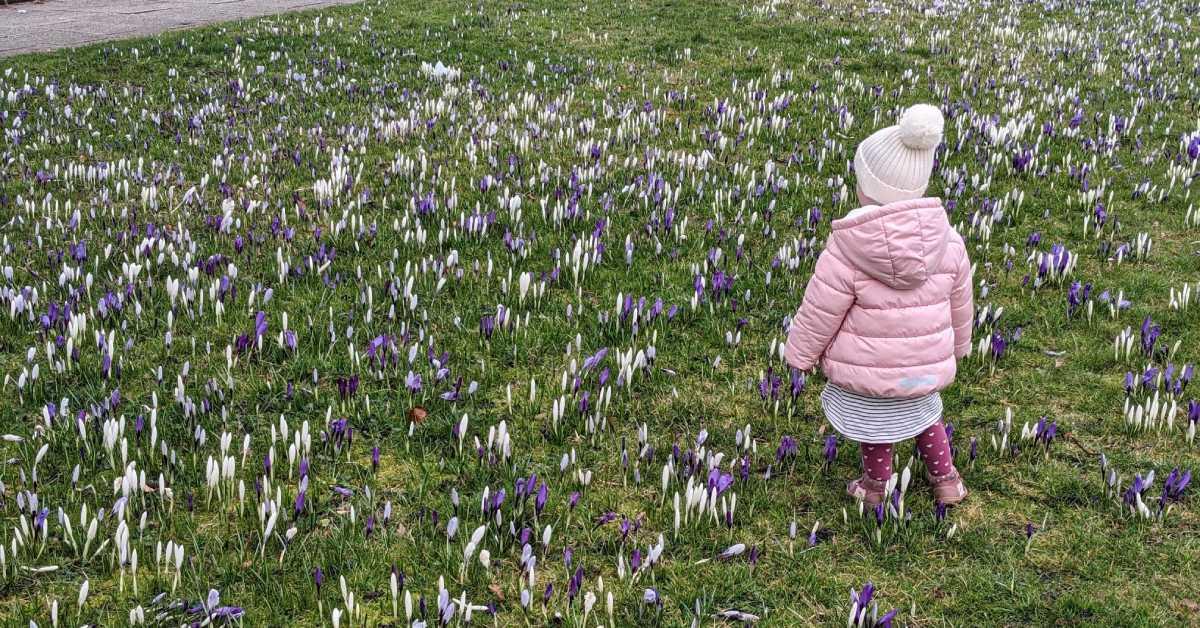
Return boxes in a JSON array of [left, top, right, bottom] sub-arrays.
[[535, 482, 548, 515], [1140, 316, 1161, 357], [253, 310, 268, 341], [849, 582, 875, 624], [776, 435, 798, 462], [707, 467, 734, 495], [1066, 281, 1092, 317], [990, 331, 1007, 360], [823, 435, 838, 467], [1162, 468, 1191, 502], [567, 567, 584, 604]]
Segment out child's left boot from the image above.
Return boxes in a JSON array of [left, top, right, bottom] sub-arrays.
[[927, 469, 968, 505]]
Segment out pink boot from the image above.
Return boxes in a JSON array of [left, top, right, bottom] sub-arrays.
[[927, 469, 968, 505], [846, 474, 887, 506]]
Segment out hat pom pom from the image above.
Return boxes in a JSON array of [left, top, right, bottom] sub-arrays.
[[897, 104, 943, 150]]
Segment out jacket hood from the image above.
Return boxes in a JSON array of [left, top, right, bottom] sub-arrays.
[[829, 197, 951, 290]]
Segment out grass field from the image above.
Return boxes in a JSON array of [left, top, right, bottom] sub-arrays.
[[1, 0, 1199, 625]]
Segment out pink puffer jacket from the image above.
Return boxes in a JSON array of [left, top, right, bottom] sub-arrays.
[[784, 197, 974, 399]]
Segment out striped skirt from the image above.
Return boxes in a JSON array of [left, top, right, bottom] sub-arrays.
[[820, 383, 943, 444]]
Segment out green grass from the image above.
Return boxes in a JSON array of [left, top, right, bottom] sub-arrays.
[[1, 0, 1199, 625]]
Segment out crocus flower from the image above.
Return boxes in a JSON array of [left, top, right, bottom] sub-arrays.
[[535, 482, 549, 515], [567, 567, 584, 604], [1162, 468, 1191, 502], [1140, 316, 1161, 356], [848, 582, 875, 625], [717, 543, 746, 560], [776, 435, 798, 462], [823, 436, 838, 467]]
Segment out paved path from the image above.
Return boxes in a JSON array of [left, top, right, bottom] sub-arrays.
[[0, 0, 360, 58]]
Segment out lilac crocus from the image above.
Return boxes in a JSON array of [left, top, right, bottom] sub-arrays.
[[405, 371, 422, 392], [717, 543, 746, 560], [253, 310, 268, 341]]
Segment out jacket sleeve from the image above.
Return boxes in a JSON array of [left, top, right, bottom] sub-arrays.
[[949, 238, 975, 359], [784, 240, 856, 372]]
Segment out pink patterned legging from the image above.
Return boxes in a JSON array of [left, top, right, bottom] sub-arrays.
[[859, 419, 956, 481]]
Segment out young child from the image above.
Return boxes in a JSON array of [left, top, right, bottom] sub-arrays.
[[784, 104, 974, 506]]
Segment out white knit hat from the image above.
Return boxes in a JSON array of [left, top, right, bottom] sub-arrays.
[[853, 104, 944, 205]]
